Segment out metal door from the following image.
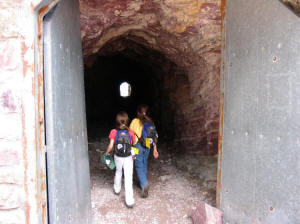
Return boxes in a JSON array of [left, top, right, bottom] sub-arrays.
[[43, 0, 91, 223], [219, 0, 300, 223]]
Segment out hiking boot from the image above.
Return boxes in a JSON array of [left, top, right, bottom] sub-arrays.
[[141, 184, 149, 198]]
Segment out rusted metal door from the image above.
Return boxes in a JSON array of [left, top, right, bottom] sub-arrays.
[[43, 0, 91, 223], [219, 0, 300, 223]]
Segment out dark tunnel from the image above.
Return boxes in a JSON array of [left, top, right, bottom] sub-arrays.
[[84, 55, 160, 127], [83, 39, 187, 148], [82, 17, 220, 220]]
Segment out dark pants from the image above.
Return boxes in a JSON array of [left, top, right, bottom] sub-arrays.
[[134, 143, 150, 188]]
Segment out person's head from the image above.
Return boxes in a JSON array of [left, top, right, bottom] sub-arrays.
[[137, 104, 152, 123], [115, 111, 129, 129]]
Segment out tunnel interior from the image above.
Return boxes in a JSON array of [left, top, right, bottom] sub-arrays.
[[84, 37, 190, 147], [80, 0, 221, 221], [84, 36, 219, 220]]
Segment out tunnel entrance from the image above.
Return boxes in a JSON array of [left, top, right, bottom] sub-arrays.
[[85, 37, 218, 223], [35, 0, 300, 223], [40, 0, 221, 222]]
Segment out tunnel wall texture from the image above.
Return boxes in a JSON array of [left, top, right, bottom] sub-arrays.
[[80, 0, 222, 155], [220, 0, 300, 223], [280, 0, 300, 16]]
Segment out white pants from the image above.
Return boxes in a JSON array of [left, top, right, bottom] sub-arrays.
[[114, 155, 134, 206]]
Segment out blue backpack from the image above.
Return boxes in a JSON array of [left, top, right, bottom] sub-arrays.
[[140, 122, 158, 148], [114, 130, 131, 157]]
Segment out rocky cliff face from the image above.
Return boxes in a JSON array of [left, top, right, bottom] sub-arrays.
[[80, 0, 221, 155]]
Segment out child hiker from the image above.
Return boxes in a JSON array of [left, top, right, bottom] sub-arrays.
[[129, 104, 159, 198], [105, 111, 136, 208]]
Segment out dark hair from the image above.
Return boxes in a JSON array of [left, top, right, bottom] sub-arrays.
[[137, 104, 153, 124], [115, 111, 129, 129]]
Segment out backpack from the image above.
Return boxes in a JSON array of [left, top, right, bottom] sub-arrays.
[[140, 122, 158, 148], [114, 130, 132, 157]]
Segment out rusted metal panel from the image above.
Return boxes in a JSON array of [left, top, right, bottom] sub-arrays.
[[220, 0, 300, 223], [43, 0, 91, 223]]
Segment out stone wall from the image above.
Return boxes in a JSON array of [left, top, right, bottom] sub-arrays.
[[80, 0, 222, 155], [0, 0, 46, 223]]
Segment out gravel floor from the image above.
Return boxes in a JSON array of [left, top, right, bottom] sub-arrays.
[[88, 129, 217, 224]]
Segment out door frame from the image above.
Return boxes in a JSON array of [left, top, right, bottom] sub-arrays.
[[216, 0, 226, 209], [34, 1, 60, 223]]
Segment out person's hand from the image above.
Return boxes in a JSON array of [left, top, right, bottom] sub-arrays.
[[153, 149, 159, 159], [105, 151, 109, 156]]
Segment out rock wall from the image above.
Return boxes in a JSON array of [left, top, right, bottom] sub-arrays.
[[80, 0, 222, 155], [281, 0, 300, 15]]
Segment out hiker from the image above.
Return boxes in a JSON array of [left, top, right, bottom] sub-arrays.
[[105, 111, 136, 208], [129, 104, 159, 198]]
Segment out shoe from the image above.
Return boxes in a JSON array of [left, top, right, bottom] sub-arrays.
[[114, 190, 120, 196], [126, 203, 134, 209], [141, 184, 149, 198]]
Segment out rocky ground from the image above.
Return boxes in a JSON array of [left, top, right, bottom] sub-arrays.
[[88, 126, 217, 224]]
